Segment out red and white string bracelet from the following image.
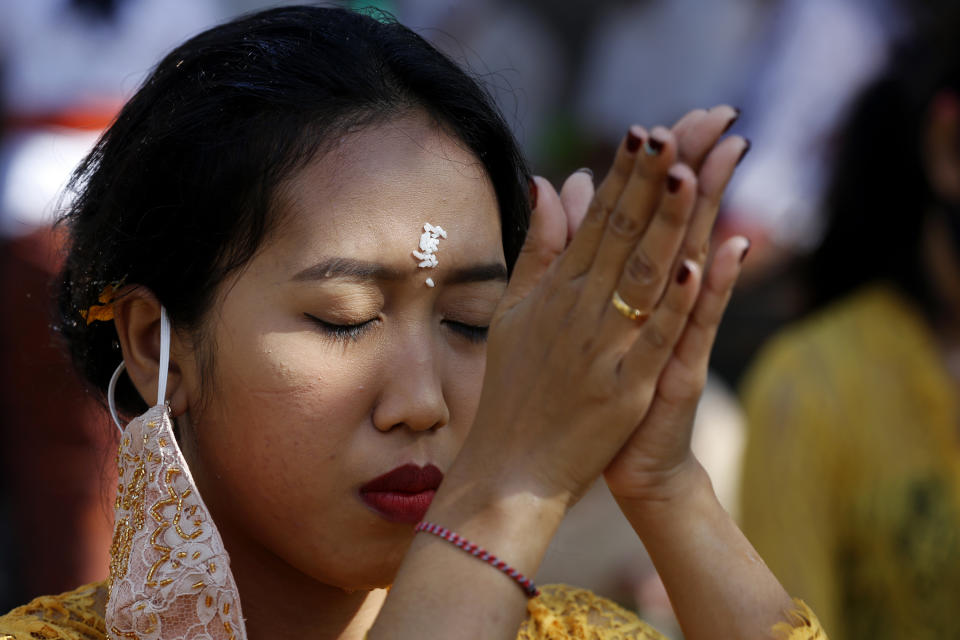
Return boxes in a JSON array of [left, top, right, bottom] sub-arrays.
[[414, 521, 540, 598]]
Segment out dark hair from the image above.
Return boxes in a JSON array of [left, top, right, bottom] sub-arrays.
[[56, 5, 531, 415], [808, 24, 960, 312]]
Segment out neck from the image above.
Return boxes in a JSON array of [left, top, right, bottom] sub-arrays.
[[220, 523, 389, 640]]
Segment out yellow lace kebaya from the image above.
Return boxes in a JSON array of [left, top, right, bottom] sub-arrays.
[[0, 582, 824, 640]]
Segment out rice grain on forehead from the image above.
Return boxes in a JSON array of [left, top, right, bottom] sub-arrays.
[[413, 222, 447, 285]]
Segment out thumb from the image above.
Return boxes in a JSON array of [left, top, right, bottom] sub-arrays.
[[559, 169, 595, 243], [500, 176, 567, 311]]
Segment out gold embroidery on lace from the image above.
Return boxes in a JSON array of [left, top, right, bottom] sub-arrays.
[[109, 438, 148, 592], [108, 520, 135, 589], [103, 407, 247, 640], [145, 468, 205, 587]]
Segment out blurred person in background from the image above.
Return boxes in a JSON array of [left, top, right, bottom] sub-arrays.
[[0, 0, 226, 610], [740, 11, 960, 639]]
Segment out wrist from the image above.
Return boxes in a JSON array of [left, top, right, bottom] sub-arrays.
[[425, 463, 568, 577], [613, 458, 720, 541]]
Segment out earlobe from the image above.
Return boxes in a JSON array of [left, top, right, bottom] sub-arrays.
[[112, 289, 188, 415]]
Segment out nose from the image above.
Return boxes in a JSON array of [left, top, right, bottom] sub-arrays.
[[371, 337, 449, 433]]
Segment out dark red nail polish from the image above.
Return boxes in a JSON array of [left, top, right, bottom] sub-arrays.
[[677, 263, 691, 284], [722, 108, 741, 134], [626, 128, 643, 152], [740, 239, 751, 263], [529, 178, 538, 210], [667, 172, 683, 194], [737, 139, 751, 165], [645, 136, 665, 155]]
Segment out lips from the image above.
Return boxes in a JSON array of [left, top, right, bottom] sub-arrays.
[[360, 463, 444, 524]]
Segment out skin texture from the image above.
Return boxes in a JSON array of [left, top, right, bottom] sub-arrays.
[[118, 111, 507, 639], [116, 105, 799, 640]]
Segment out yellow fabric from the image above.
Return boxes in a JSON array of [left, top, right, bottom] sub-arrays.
[[741, 284, 960, 640], [0, 582, 825, 639], [0, 583, 107, 640]]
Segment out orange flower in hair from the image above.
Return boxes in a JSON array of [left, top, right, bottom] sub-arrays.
[[80, 284, 118, 324]]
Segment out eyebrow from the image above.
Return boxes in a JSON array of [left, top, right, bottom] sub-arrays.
[[291, 257, 508, 285]]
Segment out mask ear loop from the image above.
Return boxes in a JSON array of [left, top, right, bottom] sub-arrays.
[[107, 306, 172, 434], [108, 361, 126, 434], [157, 306, 170, 407]]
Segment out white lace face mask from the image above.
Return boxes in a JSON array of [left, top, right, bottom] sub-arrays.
[[105, 308, 247, 640]]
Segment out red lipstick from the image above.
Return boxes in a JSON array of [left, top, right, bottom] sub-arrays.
[[360, 463, 444, 524]]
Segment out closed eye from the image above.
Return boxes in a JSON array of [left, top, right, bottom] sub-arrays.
[[444, 320, 489, 343], [304, 313, 377, 342]]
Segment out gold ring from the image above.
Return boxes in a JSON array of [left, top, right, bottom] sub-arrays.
[[611, 290, 650, 324]]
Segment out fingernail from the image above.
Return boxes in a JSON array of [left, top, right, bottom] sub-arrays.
[[576, 167, 594, 179], [626, 127, 643, 152], [737, 139, 752, 165], [644, 135, 665, 156], [529, 177, 538, 210], [677, 261, 692, 284], [667, 172, 683, 194], [740, 238, 752, 263], [722, 107, 741, 134]]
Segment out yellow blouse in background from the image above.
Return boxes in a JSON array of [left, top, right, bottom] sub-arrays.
[[741, 284, 960, 640], [0, 581, 824, 639]]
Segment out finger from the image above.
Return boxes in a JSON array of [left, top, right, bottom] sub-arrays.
[[580, 127, 677, 314], [559, 169, 595, 243], [666, 235, 749, 391], [620, 259, 701, 393], [559, 126, 647, 278], [670, 107, 708, 140], [592, 163, 697, 334], [672, 104, 740, 173], [679, 136, 750, 267], [498, 176, 567, 312]]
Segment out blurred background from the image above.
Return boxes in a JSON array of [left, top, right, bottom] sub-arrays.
[[2, 1, 960, 638]]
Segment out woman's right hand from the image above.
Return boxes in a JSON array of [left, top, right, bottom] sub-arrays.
[[448, 121, 726, 510], [375, 112, 801, 640]]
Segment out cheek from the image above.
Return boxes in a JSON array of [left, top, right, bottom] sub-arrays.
[[442, 342, 488, 439], [224, 331, 375, 429], [193, 330, 381, 511]]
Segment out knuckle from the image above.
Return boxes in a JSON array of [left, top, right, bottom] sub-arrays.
[[579, 335, 599, 357], [608, 210, 643, 239], [697, 183, 722, 211], [663, 291, 690, 316], [660, 204, 689, 229], [685, 239, 710, 264], [675, 368, 707, 400], [663, 370, 705, 404], [624, 249, 659, 286], [686, 310, 713, 335], [585, 199, 613, 227], [643, 321, 669, 349], [519, 242, 560, 270]]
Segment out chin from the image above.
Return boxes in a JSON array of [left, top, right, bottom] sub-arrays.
[[304, 535, 411, 593], [322, 563, 400, 593]]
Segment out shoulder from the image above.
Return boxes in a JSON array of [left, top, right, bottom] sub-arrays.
[[0, 582, 108, 640], [743, 284, 926, 402], [517, 584, 666, 639]]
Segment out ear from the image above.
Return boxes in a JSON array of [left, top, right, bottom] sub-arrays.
[[113, 288, 190, 417], [923, 90, 960, 203]]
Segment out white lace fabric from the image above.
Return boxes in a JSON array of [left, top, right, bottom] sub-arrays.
[[106, 404, 247, 640]]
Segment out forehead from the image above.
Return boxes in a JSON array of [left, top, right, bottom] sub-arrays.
[[271, 113, 504, 271]]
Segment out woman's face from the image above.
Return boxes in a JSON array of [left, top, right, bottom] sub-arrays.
[[176, 112, 506, 590]]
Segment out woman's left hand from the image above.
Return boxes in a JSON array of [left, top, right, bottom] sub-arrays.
[[549, 105, 750, 507]]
